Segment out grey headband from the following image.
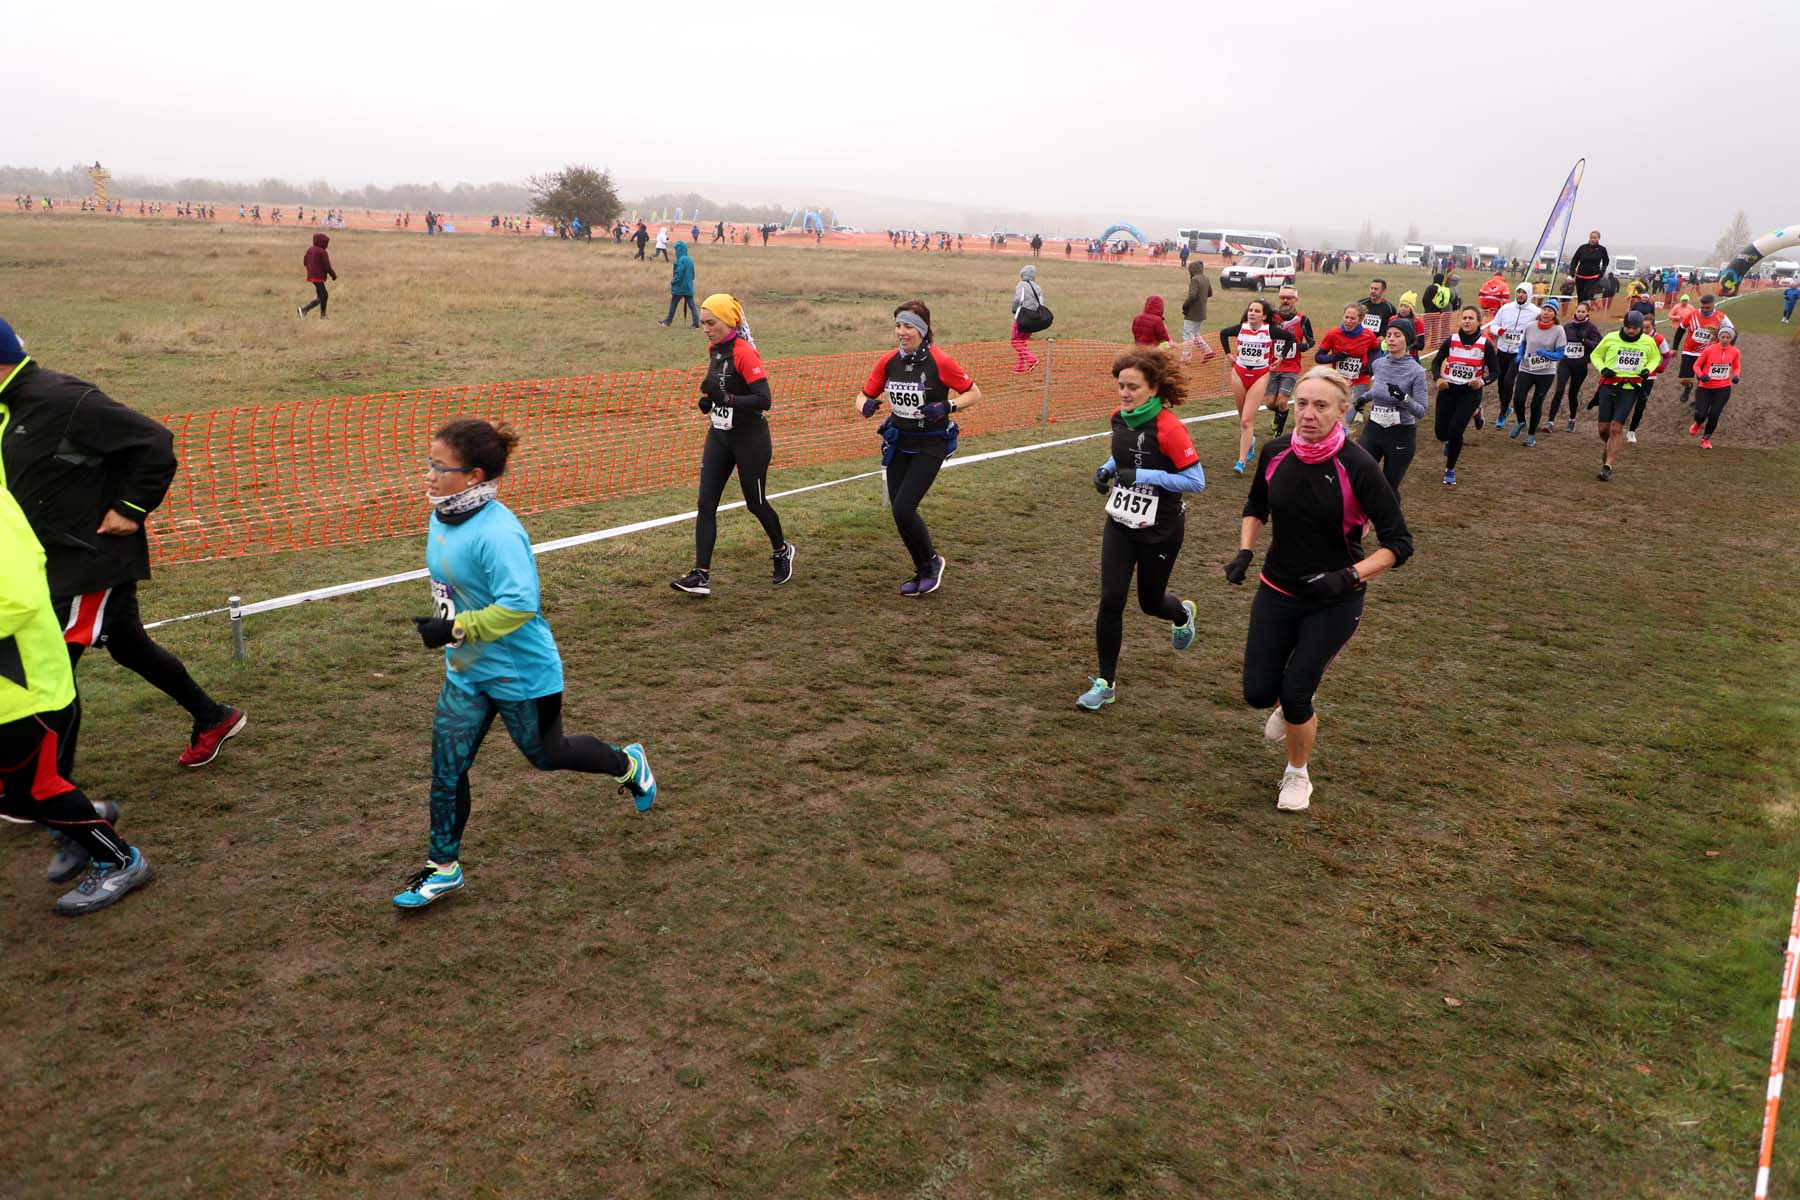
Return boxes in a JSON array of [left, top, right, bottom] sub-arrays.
[[894, 310, 929, 336]]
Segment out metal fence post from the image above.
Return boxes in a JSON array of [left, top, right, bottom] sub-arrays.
[[1041, 337, 1055, 424], [229, 595, 247, 662]]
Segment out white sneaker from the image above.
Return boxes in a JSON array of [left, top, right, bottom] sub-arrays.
[[1276, 769, 1313, 812], [1626, 430, 1638, 444], [1263, 708, 1288, 741]]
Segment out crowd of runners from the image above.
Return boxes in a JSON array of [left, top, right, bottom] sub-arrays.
[[0, 225, 1760, 916]]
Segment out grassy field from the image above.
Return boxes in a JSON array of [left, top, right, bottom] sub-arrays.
[[2, 218, 1799, 1198]]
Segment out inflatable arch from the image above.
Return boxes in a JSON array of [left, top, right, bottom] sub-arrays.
[[789, 209, 827, 233], [1720, 223, 1800, 295], [1099, 223, 1147, 244]]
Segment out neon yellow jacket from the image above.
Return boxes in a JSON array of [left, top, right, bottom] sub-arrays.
[[0, 484, 76, 724], [1591, 330, 1662, 386]]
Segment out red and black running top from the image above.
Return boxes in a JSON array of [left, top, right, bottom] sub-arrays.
[[862, 347, 974, 438]]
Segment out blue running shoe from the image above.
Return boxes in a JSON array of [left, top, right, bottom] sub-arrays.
[[1524, 436, 1536, 447], [1494, 415, 1507, 432], [1510, 422, 1526, 440], [1076, 678, 1116, 711], [53, 845, 153, 916], [1244, 435, 1257, 466], [393, 861, 463, 909], [1232, 459, 1246, 475], [618, 743, 656, 812], [1171, 600, 1197, 651], [1443, 468, 1456, 487]]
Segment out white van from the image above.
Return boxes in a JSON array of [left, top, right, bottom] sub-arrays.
[[1612, 254, 1638, 277], [1401, 243, 1426, 266]]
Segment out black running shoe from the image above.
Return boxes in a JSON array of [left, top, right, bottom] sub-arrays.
[[1598, 463, 1613, 482], [771, 542, 795, 586], [671, 568, 711, 596]]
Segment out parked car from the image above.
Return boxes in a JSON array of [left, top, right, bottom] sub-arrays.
[[1699, 267, 1722, 283], [1219, 253, 1297, 291]]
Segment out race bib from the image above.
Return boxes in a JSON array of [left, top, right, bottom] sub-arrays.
[[1691, 327, 1714, 346], [1708, 363, 1731, 380], [1281, 338, 1300, 360], [710, 401, 734, 431], [1497, 332, 1522, 352], [1334, 357, 1364, 381], [1444, 362, 1478, 384], [1360, 314, 1382, 335], [429, 579, 456, 622], [1106, 483, 1161, 530], [1370, 406, 1401, 427], [1524, 354, 1551, 372], [886, 381, 926, 421], [1236, 343, 1268, 368], [1616, 349, 1645, 372], [1563, 343, 1585, 360]]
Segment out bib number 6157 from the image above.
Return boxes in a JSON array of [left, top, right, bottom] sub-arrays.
[[1106, 483, 1160, 530]]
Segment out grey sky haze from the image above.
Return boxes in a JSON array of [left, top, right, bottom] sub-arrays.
[[9, 0, 1796, 255]]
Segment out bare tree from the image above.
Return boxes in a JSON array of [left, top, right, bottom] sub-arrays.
[[1711, 209, 1754, 264], [1405, 222, 1421, 243], [1356, 218, 1375, 250]]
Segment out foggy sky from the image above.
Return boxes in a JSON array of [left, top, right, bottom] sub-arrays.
[[9, 0, 1796, 255]]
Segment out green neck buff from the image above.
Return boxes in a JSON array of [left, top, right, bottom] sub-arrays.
[[1120, 395, 1163, 428]]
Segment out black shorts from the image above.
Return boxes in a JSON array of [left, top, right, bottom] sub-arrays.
[[1678, 355, 1699, 379], [1595, 385, 1638, 425]]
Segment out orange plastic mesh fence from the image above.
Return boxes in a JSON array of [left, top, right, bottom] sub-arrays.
[[149, 318, 1463, 565]]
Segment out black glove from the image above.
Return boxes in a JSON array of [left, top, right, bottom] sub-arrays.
[[1223, 549, 1253, 585], [860, 396, 882, 418], [921, 400, 951, 422], [412, 616, 456, 648], [1299, 567, 1359, 600], [1387, 383, 1407, 402], [700, 376, 724, 403], [1114, 466, 1138, 488], [697, 395, 713, 414], [1093, 465, 1115, 494]]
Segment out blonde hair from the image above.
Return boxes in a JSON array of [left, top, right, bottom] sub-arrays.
[[1296, 366, 1352, 409]]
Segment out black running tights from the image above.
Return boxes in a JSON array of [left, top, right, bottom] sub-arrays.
[[1096, 519, 1186, 682]]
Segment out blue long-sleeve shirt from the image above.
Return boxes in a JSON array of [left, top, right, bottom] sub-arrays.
[[1099, 458, 1206, 494]]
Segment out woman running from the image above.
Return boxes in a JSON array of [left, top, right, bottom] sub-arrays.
[[1506, 299, 1567, 446], [1363, 325, 1430, 498], [1219, 299, 1297, 475], [1313, 303, 1380, 424], [671, 295, 794, 596], [856, 301, 983, 595], [1688, 325, 1741, 449], [1224, 368, 1413, 812], [1428, 307, 1496, 487], [1078, 349, 1205, 711], [400, 418, 655, 910], [1545, 301, 1603, 433], [1391, 303, 1426, 357]]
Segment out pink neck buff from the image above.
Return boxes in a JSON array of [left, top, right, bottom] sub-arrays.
[[1292, 419, 1347, 464]]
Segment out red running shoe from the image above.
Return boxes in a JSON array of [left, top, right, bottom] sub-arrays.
[[1688, 422, 1702, 436], [180, 707, 247, 767]]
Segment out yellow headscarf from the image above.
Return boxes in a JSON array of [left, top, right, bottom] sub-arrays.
[[700, 293, 743, 328]]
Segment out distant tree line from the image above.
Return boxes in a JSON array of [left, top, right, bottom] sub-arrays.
[[0, 162, 530, 212]]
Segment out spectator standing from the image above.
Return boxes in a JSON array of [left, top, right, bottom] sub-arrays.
[[298, 233, 337, 318]]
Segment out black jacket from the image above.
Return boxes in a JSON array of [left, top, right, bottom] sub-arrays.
[[0, 361, 176, 596], [1568, 243, 1610, 279]]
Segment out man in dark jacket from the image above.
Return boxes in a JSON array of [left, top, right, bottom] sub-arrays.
[[299, 232, 337, 318], [1180, 260, 1213, 352], [0, 321, 245, 807]]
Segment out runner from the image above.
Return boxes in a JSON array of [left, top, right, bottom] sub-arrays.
[[1313, 304, 1379, 425], [1567, 230, 1610, 305], [1667, 292, 1696, 348], [670, 294, 795, 597], [1627, 313, 1675, 444], [399, 418, 655, 910], [1359, 279, 1397, 338], [297, 232, 336, 318], [1225, 367, 1413, 812], [1266, 285, 1314, 438], [1600, 270, 1619, 315], [1363, 324, 1430, 496], [1476, 269, 1510, 316], [1077, 349, 1205, 711], [0, 321, 246, 794], [1688, 325, 1741, 449], [1545, 301, 1603, 432], [1675, 293, 1733, 412], [1506, 299, 1567, 446], [1391, 303, 1426, 357], [1483, 282, 1540, 430], [1783, 283, 1798, 323], [1589, 310, 1662, 480], [856, 301, 983, 595], [1219, 300, 1297, 475], [1428, 307, 1495, 487], [0, 476, 152, 916]]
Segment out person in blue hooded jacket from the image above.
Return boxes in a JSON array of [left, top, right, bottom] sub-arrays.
[[659, 241, 699, 328]]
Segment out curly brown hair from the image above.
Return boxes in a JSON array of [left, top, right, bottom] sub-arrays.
[[1111, 348, 1189, 407], [433, 418, 520, 480]]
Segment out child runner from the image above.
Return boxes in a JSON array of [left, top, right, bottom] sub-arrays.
[[398, 419, 655, 909]]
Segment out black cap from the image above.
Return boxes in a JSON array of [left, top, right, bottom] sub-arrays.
[[1623, 311, 1644, 327]]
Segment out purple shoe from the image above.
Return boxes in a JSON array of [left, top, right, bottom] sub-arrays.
[[915, 555, 946, 595], [900, 576, 922, 596]]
